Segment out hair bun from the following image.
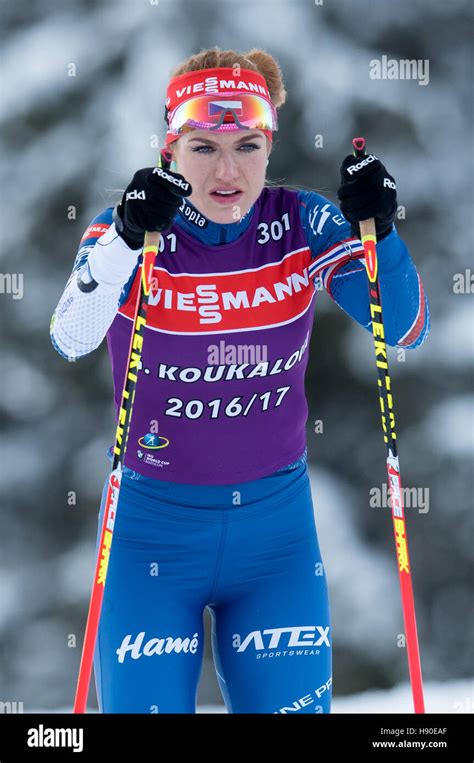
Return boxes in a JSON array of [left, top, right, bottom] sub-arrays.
[[244, 49, 287, 109]]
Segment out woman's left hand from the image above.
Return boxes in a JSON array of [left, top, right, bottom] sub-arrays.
[[337, 152, 398, 241]]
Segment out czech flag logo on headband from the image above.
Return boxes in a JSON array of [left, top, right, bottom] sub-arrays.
[[164, 67, 277, 146], [209, 99, 243, 116]]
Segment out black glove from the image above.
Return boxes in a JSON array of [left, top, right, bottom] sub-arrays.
[[113, 166, 193, 249], [337, 153, 397, 241]]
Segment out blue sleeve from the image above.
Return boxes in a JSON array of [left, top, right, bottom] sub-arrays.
[[298, 190, 430, 348]]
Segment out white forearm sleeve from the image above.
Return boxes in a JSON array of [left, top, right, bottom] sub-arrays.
[[50, 223, 141, 361], [87, 222, 142, 288]]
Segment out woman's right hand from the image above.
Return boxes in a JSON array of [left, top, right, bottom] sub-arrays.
[[113, 166, 193, 249]]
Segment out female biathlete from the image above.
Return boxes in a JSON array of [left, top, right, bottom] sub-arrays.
[[50, 47, 429, 714]]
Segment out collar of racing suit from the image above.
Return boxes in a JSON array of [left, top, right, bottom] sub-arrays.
[[174, 196, 256, 246]]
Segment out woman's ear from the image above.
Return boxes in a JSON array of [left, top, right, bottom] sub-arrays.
[[167, 147, 178, 172], [266, 139, 272, 165], [169, 152, 178, 172]]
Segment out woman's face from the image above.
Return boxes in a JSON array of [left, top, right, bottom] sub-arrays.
[[171, 128, 271, 224]]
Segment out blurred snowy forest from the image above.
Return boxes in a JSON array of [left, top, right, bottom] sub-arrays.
[[0, 0, 472, 712]]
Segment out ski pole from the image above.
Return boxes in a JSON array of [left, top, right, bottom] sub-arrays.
[[352, 136, 425, 713], [73, 148, 172, 713]]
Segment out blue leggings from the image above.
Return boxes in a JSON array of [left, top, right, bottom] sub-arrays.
[[93, 461, 332, 713]]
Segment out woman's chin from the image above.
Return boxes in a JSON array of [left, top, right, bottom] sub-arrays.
[[199, 198, 250, 224], [208, 211, 241, 224]]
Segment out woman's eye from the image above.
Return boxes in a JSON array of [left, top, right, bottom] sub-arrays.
[[192, 144, 260, 153]]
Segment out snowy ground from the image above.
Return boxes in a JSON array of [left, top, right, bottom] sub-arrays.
[[29, 678, 473, 714], [199, 678, 474, 714]]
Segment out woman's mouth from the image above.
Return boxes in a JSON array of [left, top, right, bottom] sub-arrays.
[[210, 189, 244, 205]]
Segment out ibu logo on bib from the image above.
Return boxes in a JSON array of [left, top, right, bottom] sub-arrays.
[[138, 432, 170, 450]]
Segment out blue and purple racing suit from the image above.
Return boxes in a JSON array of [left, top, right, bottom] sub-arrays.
[[51, 185, 429, 712]]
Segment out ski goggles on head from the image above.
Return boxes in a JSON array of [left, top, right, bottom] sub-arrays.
[[166, 92, 278, 136]]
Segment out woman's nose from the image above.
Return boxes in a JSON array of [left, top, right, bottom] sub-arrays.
[[214, 152, 240, 180]]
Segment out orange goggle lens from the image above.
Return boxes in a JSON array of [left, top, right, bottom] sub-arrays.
[[167, 93, 278, 134]]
